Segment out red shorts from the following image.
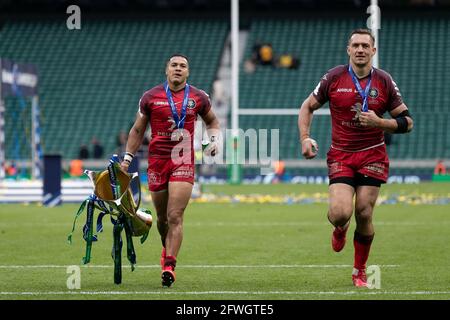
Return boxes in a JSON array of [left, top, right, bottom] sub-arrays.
[[326, 144, 389, 183], [147, 157, 195, 192]]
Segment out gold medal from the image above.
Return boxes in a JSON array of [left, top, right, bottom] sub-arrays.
[[171, 129, 184, 141]]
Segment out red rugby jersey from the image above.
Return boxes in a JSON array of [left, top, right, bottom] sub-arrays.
[[139, 83, 211, 159], [312, 64, 403, 152]]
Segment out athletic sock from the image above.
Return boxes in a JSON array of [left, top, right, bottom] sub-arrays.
[[164, 255, 177, 270], [353, 231, 374, 270]]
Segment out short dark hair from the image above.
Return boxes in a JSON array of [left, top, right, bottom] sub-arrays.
[[166, 53, 190, 66], [348, 29, 375, 46]]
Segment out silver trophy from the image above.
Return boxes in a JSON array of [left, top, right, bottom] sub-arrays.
[[68, 155, 152, 284], [84, 158, 152, 236]]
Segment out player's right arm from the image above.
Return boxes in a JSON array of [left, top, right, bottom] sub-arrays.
[[120, 111, 149, 172], [298, 94, 321, 159]]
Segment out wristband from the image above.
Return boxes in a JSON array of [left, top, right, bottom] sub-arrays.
[[394, 117, 408, 133], [123, 152, 134, 164]]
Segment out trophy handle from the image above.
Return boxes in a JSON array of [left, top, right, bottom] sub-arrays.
[[84, 170, 97, 189], [83, 162, 151, 237], [128, 172, 141, 211]]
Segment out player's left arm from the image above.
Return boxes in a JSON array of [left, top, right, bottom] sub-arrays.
[[200, 109, 221, 156], [388, 103, 413, 133], [359, 103, 413, 134]]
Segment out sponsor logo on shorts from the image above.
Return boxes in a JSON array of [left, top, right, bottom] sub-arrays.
[[148, 171, 161, 184], [364, 162, 385, 175], [172, 166, 194, 178], [329, 161, 343, 176]]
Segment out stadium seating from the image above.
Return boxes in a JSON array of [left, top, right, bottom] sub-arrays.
[[2, 17, 449, 162], [240, 17, 450, 160], [1, 19, 227, 159]]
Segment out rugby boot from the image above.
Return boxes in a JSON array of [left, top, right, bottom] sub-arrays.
[[352, 268, 368, 287], [161, 255, 176, 288]]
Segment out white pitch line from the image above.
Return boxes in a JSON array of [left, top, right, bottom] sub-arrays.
[[0, 290, 449, 296], [186, 221, 450, 227], [0, 264, 401, 269], [1, 221, 449, 228]]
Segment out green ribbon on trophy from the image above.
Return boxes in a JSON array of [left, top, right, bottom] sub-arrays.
[[67, 154, 153, 284]]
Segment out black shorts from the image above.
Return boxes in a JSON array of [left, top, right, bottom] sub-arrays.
[[329, 173, 384, 188]]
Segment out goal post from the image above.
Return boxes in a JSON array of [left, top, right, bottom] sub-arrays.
[[227, 2, 381, 183], [0, 58, 41, 181]]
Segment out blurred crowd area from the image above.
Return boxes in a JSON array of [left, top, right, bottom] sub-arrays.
[[1, 0, 449, 14]]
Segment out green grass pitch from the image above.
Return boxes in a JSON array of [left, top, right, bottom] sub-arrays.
[[0, 183, 449, 300]]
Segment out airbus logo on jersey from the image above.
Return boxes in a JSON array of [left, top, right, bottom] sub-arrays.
[[337, 88, 353, 93], [154, 101, 183, 106]]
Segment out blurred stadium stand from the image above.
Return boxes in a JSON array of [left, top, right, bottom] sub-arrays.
[[239, 16, 450, 161], [2, 0, 449, 13], [1, 19, 227, 159], [1, 0, 449, 181]]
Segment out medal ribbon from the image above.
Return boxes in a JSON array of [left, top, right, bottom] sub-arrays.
[[164, 81, 190, 130], [348, 65, 372, 112]]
